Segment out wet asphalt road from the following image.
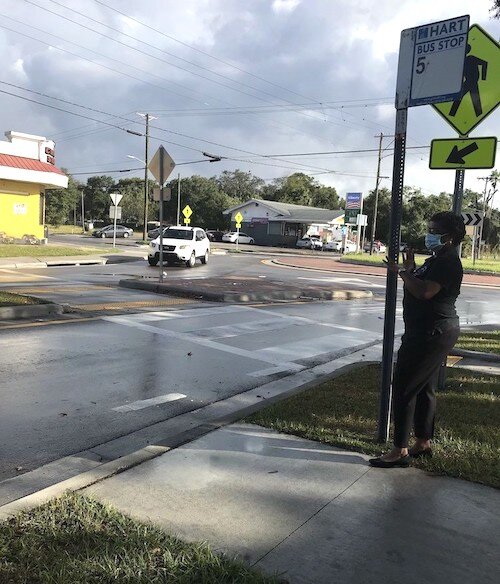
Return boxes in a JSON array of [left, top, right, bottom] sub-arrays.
[[0, 254, 499, 483]]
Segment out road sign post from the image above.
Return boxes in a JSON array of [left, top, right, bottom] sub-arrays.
[[109, 192, 123, 249], [234, 211, 243, 252], [378, 15, 469, 444], [148, 146, 176, 283]]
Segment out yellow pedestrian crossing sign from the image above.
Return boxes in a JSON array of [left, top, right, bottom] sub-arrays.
[[432, 25, 500, 135], [234, 211, 243, 229], [429, 137, 497, 169], [182, 205, 192, 225]]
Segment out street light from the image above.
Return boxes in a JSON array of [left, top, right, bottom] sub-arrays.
[[127, 154, 145, 165]]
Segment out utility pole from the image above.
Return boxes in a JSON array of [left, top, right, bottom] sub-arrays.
[[81, 190, 85, 233], [143, 113, 150, 241], [137, 113, 156, 241], [370, 133, 384, 255]]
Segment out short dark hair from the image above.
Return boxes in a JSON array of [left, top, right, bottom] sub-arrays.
[[430, 211, 466, 245]]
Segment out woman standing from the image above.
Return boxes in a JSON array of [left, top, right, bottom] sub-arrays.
[[370, 211, 466, 468]]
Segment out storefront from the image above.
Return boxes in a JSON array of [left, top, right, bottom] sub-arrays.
[[224, 199, 344, 246], [0, 131, 68, 241]]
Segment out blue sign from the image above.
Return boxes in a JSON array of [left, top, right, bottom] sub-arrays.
[[346, 192, 362, 209], [341, 226, 347, 236]]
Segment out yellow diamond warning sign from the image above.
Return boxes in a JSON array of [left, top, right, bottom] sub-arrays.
[[433, 25, 500, 135]]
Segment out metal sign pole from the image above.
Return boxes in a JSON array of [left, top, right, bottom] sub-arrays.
[[159, 147, 165, 283], [177, 173, 181, 226], [452, 168, 465, 215], [112, 205, 118, 248], [377, 107, 408, 443]]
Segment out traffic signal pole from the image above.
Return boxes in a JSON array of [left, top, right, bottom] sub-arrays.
[[370, 133, 384, 255]]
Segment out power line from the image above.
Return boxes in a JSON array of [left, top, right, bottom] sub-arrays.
[[93, 0, 322, 103], [0, 16, 378, 149], [24, 0, 391, 135]]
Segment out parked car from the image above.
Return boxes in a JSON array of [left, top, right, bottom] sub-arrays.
[[296, 236, 323, 250], [364, 240, 387, 254], [323, 239, 343, 252], [92, 225, 134, 238], [148, 226, 210, 267], [222, 232, 255, 244], [206, 230, 225, 242], [324, 239, 357, 253]]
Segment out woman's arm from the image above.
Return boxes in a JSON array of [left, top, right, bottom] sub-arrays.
[[385, 249, 441, 300], [399, 270, 441, 300]]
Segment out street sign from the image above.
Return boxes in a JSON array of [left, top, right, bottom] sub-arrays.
[[234, 211, 243, 229], [148, 146, 175, 184], [109, 205, 122, 220], [153, 187, 171, 202], [109, 193, 123, 206], [462, 212, 482, 226], [429, 136, 497, 169], [396, 15, 469, 108], [356, 214, 368, 226], [432, 25, 500, 135], [344, 192, 362, 225], [182, 204, 192, 225]]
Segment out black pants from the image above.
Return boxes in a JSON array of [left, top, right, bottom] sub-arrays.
[[392, 326, 460, 448]]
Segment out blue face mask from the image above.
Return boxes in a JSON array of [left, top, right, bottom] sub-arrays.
[[425, 232, 446, 251]]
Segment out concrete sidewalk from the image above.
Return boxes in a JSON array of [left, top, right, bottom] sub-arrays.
[[85, 422, 499, 584]]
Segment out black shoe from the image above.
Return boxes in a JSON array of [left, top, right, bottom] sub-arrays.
[[369, 455, 411, 468], [409, 448, 432, 458]]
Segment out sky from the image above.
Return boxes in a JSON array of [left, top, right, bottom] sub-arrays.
[[0, 0, 498, 201]]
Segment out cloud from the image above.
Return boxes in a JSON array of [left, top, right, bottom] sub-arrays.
[[272, 0, 301, 14], [0, 0, 498, 199]]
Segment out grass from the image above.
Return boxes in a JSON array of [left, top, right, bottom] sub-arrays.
[[0, 291, 45, 307], [339, 253, 500, 274], [0, 492, 280, 584], [0, 245, 109, 258], [457, 330, 500, 355], [47, 224, 84, 234], [247, 364, 500, 489]]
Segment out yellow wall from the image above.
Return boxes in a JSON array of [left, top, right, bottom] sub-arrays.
[[0, 180, 44, 239]]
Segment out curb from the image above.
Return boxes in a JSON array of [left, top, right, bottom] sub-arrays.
[[450, 348, 500, 363], [0, 344, 381, 518], [119, 278, 373, 303], [0, 303, 63, 320], [0, 257, 107, 269]]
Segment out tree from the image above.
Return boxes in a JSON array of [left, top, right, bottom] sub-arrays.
[[492, 1, 500, 18], [273, 173, 315, 205], [363, 187, 391, 243], [215, 170, 264, 202], [311, 185, 340, 210], [45, 170, 82, 226], [83, 176, 116, 221], [163, 175, 237, 229]]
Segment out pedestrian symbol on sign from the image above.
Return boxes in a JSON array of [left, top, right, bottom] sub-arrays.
[[449, 44, 487, 118]]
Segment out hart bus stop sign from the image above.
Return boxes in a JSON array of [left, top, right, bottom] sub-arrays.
[[379, 15, 470, 443], [396, 15, 469, 108]]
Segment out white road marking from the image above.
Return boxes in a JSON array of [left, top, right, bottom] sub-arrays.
[[113, 393, 186, 412], [104, 315, 305, 373]]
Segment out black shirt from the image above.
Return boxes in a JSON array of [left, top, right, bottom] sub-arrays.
[[403, 247, 463, 334]]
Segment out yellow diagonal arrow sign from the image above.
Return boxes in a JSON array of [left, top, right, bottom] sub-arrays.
[[429, 136, 497, 169]]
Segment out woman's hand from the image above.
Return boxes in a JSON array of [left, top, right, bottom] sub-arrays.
[[402, 248, 415, 271], [383, 257, 399, 273]]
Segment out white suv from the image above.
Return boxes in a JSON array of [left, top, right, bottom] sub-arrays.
[[148, 226, 210, 268]]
